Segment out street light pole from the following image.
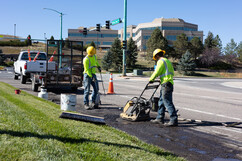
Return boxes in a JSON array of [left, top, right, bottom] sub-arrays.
[[122, 0, 127, 76], [14, 24, 16, 39], [43, 8, 64, 68]]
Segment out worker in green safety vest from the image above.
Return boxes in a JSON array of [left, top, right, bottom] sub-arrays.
[[83, 46, 101, 110], [149, 49, 178, 127]]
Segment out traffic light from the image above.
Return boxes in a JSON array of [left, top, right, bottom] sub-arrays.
[[105, 20, 110, 29], [122, 40, 127, 49], [96, 24, 100, 32], [83, 28, 87, 36]]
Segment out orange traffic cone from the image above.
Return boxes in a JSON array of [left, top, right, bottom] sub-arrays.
[[107, 73, 115, 94]]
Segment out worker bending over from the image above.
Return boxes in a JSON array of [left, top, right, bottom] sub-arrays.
[[149, 49, 178, 126], [83, 46, 101, 110]]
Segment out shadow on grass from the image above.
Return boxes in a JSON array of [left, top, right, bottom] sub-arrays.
[[0, 129, 176, 158], [192, 72, 212, 77]]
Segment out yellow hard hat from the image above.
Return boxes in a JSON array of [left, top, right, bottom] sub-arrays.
[[153, 49, 166, 60], [86, 46, 96, 56]]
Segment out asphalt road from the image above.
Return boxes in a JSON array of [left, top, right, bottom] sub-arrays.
[[1, 67, 242, 161]]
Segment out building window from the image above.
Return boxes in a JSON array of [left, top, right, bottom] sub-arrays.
[[166, 35, 177, 41], [132, 33, 135, 37], [143, 35, 151, 40], [118, 34, 121, 38], [102, 34, 118, 38], [184, 27, 197, 31], [162, 26, 183, 30], [103, 42, 113, 45], [127, 33, 130, 38], [68, 33, 118, 38]]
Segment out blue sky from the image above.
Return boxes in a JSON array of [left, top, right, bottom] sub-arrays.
[[1, 0, 242, 47]]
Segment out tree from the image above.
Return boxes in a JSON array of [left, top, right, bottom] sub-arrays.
[[173, 33, 190, 59], [90, 41, 96, 48], [126, 38, 138, 69], [177, 50, 196, 75], [110, 38, 123, 71], [65, 39, 70, 48], [204, 32, 222, 50], [224, 39, 238, 57], [214, 35, 223, 51], [199, 47, 221, 67], [146, 28, 169, 60], [101, 50, 113, 71], [190, 37, 204, 60], [27, 35, 32, 46], [50, 36, 55, 44], [237, 41, 242, 62], [204, 32, 214, 49], [223, 39, 239, 65]]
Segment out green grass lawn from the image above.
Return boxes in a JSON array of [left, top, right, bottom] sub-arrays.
[[0, 82, 184, 161]]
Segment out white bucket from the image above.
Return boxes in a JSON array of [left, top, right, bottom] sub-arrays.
[[61, 94, 76, 111], [38, 88, 48, 100]]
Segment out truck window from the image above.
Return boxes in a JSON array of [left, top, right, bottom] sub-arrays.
[[21, 52, 47, 60]]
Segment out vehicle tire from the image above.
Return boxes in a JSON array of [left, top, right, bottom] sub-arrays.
[[31, 77, 38, 92], [14, 73, 18, 80], [71, 86, 78, 92], [20, 72, 26, 84]]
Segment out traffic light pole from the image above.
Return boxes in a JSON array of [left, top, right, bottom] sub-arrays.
[[59, 12, 63, 68], [122, 0, 127, 76]]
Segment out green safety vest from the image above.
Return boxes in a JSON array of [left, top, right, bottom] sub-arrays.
[[149, 57, 174, 85], [83, 55, 100, 77]]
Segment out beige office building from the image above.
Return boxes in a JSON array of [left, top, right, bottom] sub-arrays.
[[68, 27, 118, 49], [68, 18, 203, 51], [119, 18, 203, 51]]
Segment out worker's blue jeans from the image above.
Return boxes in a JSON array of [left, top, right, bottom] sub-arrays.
[[84, 73, 99, 105], [156, 82, 178, 122]]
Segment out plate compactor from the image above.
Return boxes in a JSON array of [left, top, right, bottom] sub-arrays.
[[120, 80, 160, 121]]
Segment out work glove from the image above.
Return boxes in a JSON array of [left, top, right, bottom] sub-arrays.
[[98, 67, 101, 72], [149, 80, 154, 84]]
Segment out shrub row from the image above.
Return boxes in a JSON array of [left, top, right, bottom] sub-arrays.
[[0, 40, 28, 46]]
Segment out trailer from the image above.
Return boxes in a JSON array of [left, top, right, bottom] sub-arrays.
[[32, 40, 84, 92]]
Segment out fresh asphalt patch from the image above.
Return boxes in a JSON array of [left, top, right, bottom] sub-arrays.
[[1, 70, 241, 161]]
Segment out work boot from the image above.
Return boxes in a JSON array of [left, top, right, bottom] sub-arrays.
[[84, 104, 91, 110], [150, 119, 164, 124], [94, 103, 100, 109], [89, 102, 95, 109], [165, 120, 178, 127]]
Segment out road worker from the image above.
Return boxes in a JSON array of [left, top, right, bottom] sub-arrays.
[[149, 49, 178, 126], [83, 46, 101, 110]]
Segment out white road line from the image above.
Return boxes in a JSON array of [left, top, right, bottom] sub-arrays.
[[7, 72, 13, 74], [178, 106, 242, 121], [221, 82, 242, 89], [175, 92, 242, 104]]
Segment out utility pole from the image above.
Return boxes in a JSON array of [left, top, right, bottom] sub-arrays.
[[122, 0, 127, 76]]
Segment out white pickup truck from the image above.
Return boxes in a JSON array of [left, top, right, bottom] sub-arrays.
[[14, 51, 56, 85]]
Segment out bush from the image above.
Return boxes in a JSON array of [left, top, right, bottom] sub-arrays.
[[177, 50, 196, 75], [0, 54, 5, 65], [209, 61, 233, 70], [5, 60, 14, 67], [0, 40, 28, 46]]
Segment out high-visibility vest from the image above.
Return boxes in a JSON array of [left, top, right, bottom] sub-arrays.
[[150, 57, 174, 85], [83, 55, 99, 77]]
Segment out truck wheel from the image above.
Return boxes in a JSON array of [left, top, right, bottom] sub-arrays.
[[14, 73, 18, 80], [31, 76, 39, 92], [20, 73, 26, 84], [71, 86, 78, 92]]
